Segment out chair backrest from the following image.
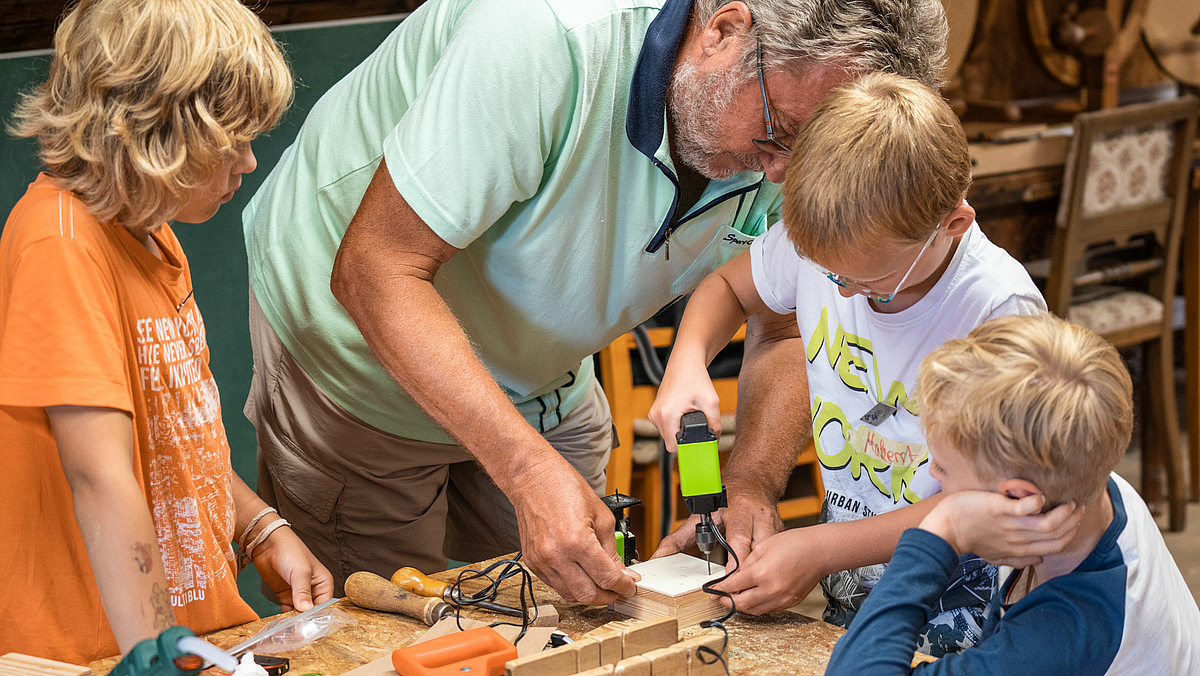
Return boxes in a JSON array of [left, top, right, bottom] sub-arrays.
[[1046, 97, 1198, 329]]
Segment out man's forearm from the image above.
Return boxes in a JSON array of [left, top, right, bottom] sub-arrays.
[[721, 310, 809, 503], [335, 252, 563, 492], [330, 163, 567, 494]]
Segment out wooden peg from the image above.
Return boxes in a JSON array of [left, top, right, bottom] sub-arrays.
[[582, 624, 625, 665], [612, 655, 652, 676], [641, 647, 687, 676]]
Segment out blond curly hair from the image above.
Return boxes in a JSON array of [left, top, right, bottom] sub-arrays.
[[9, 0, 293, 235], [918, 314, 1133, 505]]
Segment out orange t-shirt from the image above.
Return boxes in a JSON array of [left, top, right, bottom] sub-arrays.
[[0, 175, 257, 663]]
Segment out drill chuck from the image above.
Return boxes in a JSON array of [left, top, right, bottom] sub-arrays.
[[695, 520, 716, 556]]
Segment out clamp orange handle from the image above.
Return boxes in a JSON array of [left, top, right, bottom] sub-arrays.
[[391, 626, 517, 676]]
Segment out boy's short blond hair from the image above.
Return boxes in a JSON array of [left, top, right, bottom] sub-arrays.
[[782, 72, 971, 263], [918, 313, 1133, 505], [9, 0, 293, 235]]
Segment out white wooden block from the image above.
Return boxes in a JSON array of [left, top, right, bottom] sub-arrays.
[[609, 555, 727, 627]]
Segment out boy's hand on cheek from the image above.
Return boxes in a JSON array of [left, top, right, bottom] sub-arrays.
[[709, 529, 825, 615], [920, 492, 1082, 567]]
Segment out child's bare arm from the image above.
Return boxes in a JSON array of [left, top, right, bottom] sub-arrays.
[[716, 492, 1083, 614], [231, 478, 334, 612], [48, 405, 174, 654], [648, 251, 767, 450], [711, 495, 942, 613]]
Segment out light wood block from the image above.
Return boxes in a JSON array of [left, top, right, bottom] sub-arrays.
[[582, 625, 624, 665], [530, 604, 560, 627], [642, 647, 688, 676], [575, 667, 615, 676], [677, 635, 726, 676], [0, 655, 90, 676], [616, 618, 679, 658], [610, 554, 726, 627], [572, 638, 601, 671], [612, 655, 652, 676], [504, 646, 578, 676]]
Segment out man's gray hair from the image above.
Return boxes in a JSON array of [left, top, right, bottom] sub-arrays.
[[692, 0, 948, 89]]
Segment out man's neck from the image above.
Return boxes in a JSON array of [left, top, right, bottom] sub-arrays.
[[1031, 488, 1115, 588]]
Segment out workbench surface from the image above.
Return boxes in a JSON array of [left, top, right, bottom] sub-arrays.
[[87, 558, 897, 676]]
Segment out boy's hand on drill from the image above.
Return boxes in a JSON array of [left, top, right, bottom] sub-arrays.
[[649, 358, 722, 454], [920, 491, 1083, 567]]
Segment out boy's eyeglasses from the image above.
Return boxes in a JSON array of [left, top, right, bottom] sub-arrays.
[[752, 42, 791, 159], [800, 226, 942, 304]]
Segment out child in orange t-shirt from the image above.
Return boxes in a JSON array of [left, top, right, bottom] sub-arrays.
[[0, 0, 332, 663]]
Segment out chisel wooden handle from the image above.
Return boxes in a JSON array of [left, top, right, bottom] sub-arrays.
[[344, 571, 449, 625], [391, 566, 451, 601]]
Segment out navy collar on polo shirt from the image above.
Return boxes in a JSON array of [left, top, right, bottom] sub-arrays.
[[625, 0, 694, 159]]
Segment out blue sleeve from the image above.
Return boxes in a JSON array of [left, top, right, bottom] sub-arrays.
[[825, 529, 1118, 676], [826, 528, 957, 676]]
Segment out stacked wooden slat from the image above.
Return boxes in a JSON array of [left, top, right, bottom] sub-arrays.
[[0, 654, 90, 676], [504, 617, 727, 676]]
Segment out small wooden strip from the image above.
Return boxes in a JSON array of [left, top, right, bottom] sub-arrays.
[[572, 638, 601, 671], [612, 655, 651, 676], [0, 655, 90, 676], [615, 618, 678, 658], [676, 635, 726, 676], [642, 647, 687, 676], [582, 625, 624, 665], [505, 646, 578, 676]]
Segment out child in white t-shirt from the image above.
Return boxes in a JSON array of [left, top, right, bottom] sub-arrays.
[[649, 72, 1065, 656]]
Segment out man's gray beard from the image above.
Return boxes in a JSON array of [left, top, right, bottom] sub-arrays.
[[667, 59, 762, 180]]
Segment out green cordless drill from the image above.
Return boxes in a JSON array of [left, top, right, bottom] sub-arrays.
[[676, 411, 728, 571]]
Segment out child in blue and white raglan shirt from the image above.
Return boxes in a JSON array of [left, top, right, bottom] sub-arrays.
[[827, 313, 1200, 675]]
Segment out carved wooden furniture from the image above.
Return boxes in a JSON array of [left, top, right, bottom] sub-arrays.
[[1043, 97, 1198, 531]]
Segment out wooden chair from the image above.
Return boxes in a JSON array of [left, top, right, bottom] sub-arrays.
[[1044, 97, 1198, 532], [598, 324, 823, 557]]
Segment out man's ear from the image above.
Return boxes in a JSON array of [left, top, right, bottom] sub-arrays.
[[698, 1, 753, 56], [942, 198, 975, 238]]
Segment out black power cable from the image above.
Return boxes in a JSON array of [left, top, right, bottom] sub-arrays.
[[448, 554, 538, 645]]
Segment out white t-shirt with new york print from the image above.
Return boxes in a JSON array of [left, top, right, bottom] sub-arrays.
[[750, 220, 1045, 601]]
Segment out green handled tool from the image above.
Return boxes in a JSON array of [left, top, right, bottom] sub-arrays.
[[676, 411, 728, 571], [109, 626, 236, 676]]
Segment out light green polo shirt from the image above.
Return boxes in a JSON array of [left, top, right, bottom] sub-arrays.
[[244, 0, 783, 443]]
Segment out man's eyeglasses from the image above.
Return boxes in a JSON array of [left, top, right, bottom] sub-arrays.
[[752, 41, 791, 159], [800, 226, 942, 304]]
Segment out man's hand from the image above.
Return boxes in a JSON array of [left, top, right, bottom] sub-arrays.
[[252, 523, 336, 612], [509, 455, 639, 605], [709, 528, 827, 615], [920, 491, 1083, 568], [651, 493, 782, 562]]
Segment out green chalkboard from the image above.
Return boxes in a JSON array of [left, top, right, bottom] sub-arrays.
[[0, 15, 404, 617]]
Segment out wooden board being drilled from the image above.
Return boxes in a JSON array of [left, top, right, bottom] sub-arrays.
[[609, 554, 727, 627]]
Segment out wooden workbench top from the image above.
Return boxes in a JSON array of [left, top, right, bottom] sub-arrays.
[[86, 559, 883, 676]]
